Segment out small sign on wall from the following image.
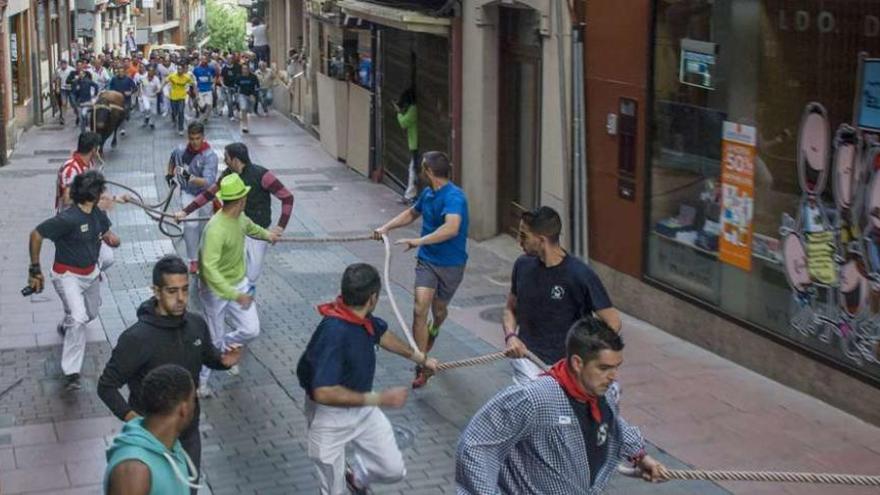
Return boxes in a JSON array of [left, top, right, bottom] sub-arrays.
[[718, 121, 757, 272], [855, 55, 880, 132]]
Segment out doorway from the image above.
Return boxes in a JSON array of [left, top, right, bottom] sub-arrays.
[[497, 6, 541, 235]]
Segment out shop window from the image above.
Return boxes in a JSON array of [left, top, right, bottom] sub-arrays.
[[648, 0, 880, 379]]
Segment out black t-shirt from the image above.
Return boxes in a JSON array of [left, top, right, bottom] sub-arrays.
[[297, 315, 388, 397], [221, 64, 241, 87], [235, 74, 260, 96], [36, 205, 111, 268], [511, 254, 612, 363], [567, 393, 613, 486]]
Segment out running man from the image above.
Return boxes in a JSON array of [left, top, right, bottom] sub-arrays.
[[174, 142, 293, 288], [297, 263, 439, 494], [165, 122, 218, 274], [165, 63, 194, 135], [55, 59, 75, 125], [139, 66, 162, 129], [235, 64, 260, 134], [98, 255, 241, 492], [104, 364, 200, 495], [192, 55, 216, 121], [372, 151, 468, 388], [197, 173, 279, 396], [503, 206, 621, 384], [456, 317, 668, 494], [28, 171, 121, 392]]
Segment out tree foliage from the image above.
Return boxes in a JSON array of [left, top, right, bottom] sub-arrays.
[[205, 0, 247, 52]]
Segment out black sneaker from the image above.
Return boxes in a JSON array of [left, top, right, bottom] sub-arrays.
[[57, 323, 66, 337], [64, 373, 81, 391]]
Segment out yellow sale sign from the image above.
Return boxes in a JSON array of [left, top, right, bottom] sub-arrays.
[[719, 122, 757, 271]]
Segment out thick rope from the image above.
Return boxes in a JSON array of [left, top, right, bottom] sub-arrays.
[[618, 466, 880, 486], [436, 350, 547, 373]]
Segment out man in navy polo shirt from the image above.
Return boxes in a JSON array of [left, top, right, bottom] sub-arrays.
[[503, 206, 621, 384], [373, 151, 469, 388], [297, 263, 438, 494]]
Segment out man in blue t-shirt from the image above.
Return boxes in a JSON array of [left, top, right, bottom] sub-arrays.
[[373, 151, 468, 388], [503, 206, 621, 384], [107, 66, 137, 136], [297, 263, 438, 494], [192, 56, 216, 121]]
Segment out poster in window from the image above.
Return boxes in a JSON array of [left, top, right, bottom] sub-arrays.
[[719, 122, 757, 271]]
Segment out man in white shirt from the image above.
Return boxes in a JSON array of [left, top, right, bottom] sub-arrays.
[[139, 67, 162, 129], [55, 60, 76, 125], [251, 18, 270, 64]]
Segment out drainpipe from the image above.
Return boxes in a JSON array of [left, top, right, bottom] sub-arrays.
[[0, 0, 8, 166], [554, 0, 571, 251]]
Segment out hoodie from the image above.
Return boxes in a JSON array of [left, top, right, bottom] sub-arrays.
[[98, 298, 227, 421], [104, 417, 197, 495]]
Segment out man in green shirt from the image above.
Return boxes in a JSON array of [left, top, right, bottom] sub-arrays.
[[393, 88, 419, 204], [197, 173, 279, 396]]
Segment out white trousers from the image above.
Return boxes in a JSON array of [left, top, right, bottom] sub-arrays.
[[98, 242, 115, 272], [197, 92, 213, 112], [245, 236, 269, 286], [52, 269, 101, 376], [181, 191, 211, 263], [305, 399, 406, 495], [511, 358, 544, 385], [139, 95, 158, 115], [198, 277, 260, 384]]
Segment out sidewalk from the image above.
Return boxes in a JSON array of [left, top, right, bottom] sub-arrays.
[[0, 112, 876, 495]]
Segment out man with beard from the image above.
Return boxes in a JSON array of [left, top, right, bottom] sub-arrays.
[[503, 206, 620, 384], [98, 255, 241, 493]]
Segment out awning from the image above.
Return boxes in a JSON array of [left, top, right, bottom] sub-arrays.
[[151, 20, 180, 33], [337, 0, 450, 36]]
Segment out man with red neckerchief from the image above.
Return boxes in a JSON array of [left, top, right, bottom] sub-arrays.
[[297, 263, 439, 495], [456, 317, 668, 494]]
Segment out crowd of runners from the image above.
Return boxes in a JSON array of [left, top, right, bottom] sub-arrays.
[[24, 77, 670, 492], [53, 45, 287, 136]]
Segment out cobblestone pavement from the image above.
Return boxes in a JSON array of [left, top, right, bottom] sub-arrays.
[[0, 111, 878, 495]]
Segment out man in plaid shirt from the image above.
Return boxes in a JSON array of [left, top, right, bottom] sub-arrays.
[[456, 317, 668, 494]]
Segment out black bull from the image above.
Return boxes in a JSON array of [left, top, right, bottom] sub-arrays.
[[84, 91, 127, 152]]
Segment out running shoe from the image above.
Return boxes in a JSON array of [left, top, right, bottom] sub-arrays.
[[64, 373, 82, 392], [57, 323, 66, 337], [345, 454, 369, 494], [227, 364, 240, 376]]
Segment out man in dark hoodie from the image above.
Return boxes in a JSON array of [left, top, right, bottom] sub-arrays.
[[98, 255, 241, 491]]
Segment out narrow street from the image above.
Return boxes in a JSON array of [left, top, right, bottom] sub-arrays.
[[0, 113, 879, 495]]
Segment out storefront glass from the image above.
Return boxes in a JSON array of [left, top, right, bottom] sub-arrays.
[[648, 0, 880, 380]]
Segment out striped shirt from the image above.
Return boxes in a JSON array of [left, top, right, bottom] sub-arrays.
[[456, 378, 645, 495], [182, 167, 294, 229], [55, 153, 92, 213]]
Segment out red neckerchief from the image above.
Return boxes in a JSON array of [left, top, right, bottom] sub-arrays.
[[545, 359, 602, 422], [187, 141, 211, 155], [317, 296, 374, 336]]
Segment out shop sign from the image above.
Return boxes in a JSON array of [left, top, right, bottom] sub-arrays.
[[718, 121, 757, 272], [856, 57, 880, 132]]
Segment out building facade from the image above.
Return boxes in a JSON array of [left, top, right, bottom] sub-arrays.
[[584, 0, 880, 424]]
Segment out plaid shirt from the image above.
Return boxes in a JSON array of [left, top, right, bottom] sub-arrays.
[[456, 377, 644, 494]]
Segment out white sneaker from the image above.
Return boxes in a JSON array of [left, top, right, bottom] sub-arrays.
[[227, 365, 240, 376], [197, 384, 215, 399]]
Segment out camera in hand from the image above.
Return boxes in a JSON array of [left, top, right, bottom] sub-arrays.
[[21, 286, 36, 297]]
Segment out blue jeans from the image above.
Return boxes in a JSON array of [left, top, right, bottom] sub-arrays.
[[170, 99, 185, 131], [257, 88, 273, 114]]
